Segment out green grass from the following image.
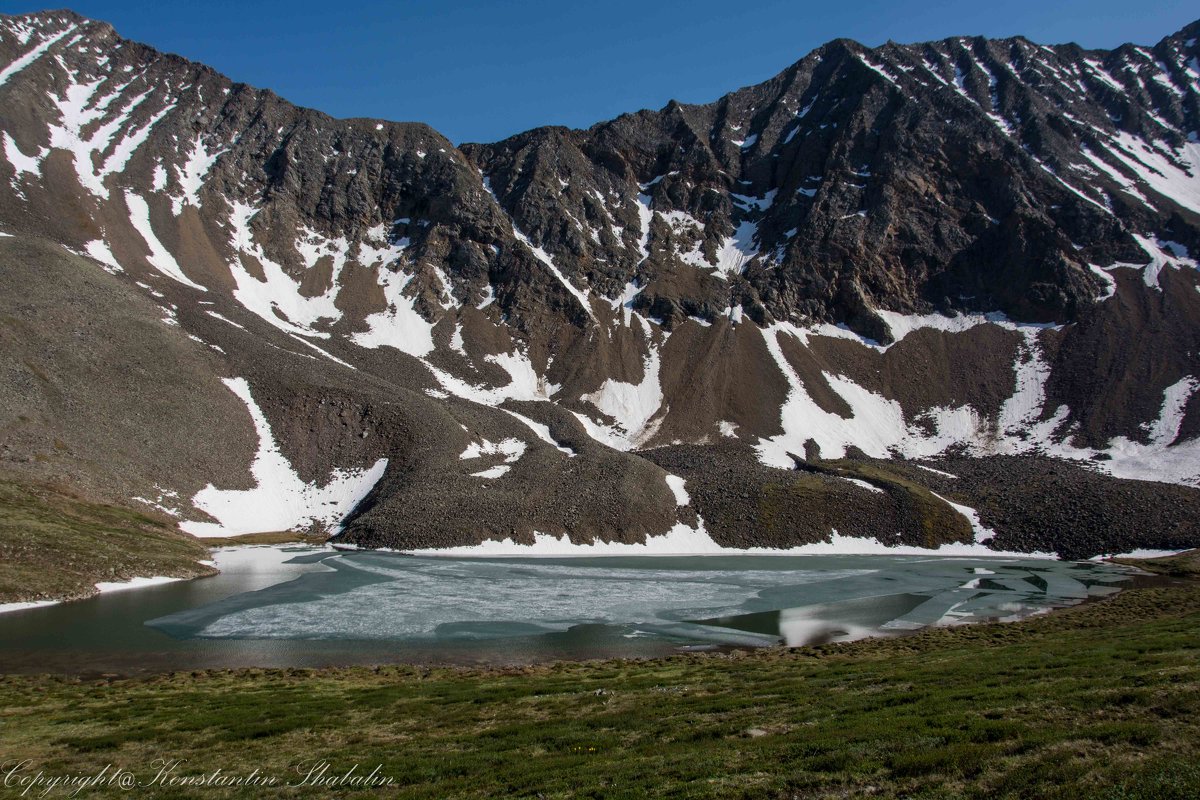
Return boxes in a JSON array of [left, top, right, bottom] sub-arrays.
[[198, 530, 329, 548], [0, 476, 213, 603], [756, 473, 839, 538], [0, 560, 1197, 798], [809, 459, 974, 547], [1113, 549, 1200, 579]]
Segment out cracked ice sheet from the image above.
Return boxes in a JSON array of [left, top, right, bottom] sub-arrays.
[[184, 554, 882, 640], [156, 552, 1135, 652], [181, 378, 387, 537]]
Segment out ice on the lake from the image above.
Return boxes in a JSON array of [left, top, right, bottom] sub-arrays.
[[148, 549, 1133, 650]]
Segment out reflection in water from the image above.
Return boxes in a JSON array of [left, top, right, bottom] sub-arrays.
[[0, 546, 1135, 673]]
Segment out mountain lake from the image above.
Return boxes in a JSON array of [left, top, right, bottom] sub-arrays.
[[0, 545, 1138, 674]]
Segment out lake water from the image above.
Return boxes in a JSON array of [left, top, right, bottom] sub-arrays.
[[0, 546, 1136, 674]]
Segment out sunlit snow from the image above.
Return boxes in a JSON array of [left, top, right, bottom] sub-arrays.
[[182, 378, 388, 537]]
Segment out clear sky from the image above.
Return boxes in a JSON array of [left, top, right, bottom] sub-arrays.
[[7, 1, 1198, 144]]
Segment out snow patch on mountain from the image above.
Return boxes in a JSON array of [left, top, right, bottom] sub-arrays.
[[634, 180, 656, 263], [425, 348, 558, 407], [759, 316, 1200, 484], [46, 70, 174, 199], [483, 176, 594, 319], [1102, 135, 1200, 214], [408, 523, 727, 557], [756, 323, 988, 465], [353, 276, 434, 355], [932, 492, 998, 544], [182, 378, 388, 537], [581, 328, 664, 450], [799, 310, 1061, 352], [1093, 377, 1200, 484], [0, 23, 75, 87], [226, 201, 346, 339], [461, 437, 525, 461], [1128, 233, 1197, 288], [357, 222, 411, 267], [500, 408, 575, 456], [82, 238, 121, 273], [840, 476, 885, 494], [665, 475, 690, 506], [294, 225, 350, 271], [94, 575, 182, 593], [976, 331, 1200, 484], [711, 220, 759, 277], [2, 131, 42, 187], [408, 524, 1054, 558], [125, 192, 205, 290], [1089, 263, 1118, 300], [461, 437, 525, 480], [511, 227, 594, 319], [170, 134, 225, 214]]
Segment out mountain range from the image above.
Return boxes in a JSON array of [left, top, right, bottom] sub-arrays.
[[2, 9, 1199, 564]]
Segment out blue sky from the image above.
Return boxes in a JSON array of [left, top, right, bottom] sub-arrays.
[[8, 1, 1198, 143]]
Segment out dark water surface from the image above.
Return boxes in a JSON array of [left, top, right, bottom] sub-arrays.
[[0, 546, 1135, 674]]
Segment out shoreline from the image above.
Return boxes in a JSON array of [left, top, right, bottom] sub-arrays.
[[1, 546, 1185, 677], [3, 558, 1195, 799], [334, 537, 1190, 560], [1, 550, 1192, 679], [0, 573, 193, 616], [1, 538, 1188, 615]]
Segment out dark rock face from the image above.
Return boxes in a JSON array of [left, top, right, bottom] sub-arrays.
[[907, 455, 1200, 560], [464, 25, 1200, 337], [1, 10, 1198, 558]]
